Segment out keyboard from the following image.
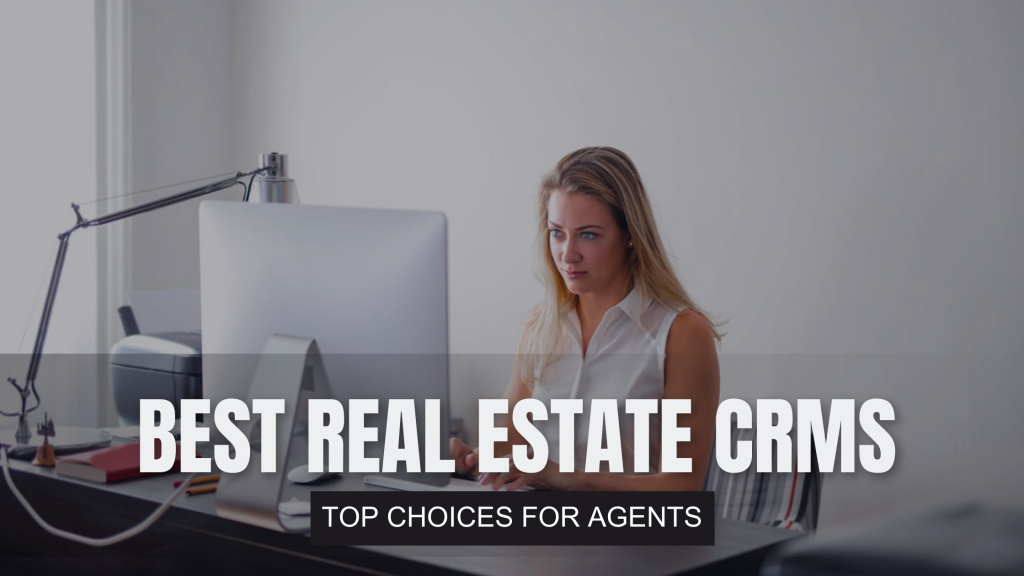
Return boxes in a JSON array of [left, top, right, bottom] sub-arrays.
[[364, 475, 532, 492]]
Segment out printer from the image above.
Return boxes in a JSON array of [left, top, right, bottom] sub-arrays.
[[110, 331, 202, 426]]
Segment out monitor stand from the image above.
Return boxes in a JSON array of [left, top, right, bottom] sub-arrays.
[[214, 334, 331, 533]]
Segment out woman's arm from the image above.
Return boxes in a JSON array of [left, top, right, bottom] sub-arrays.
[[485, 311, 720, 491], [491, 354, 534, 457], [450, 354, 534, 474], [574, 311, 719, 490]]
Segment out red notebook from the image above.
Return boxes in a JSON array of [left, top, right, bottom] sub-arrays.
[[55, 442, 183, 483]]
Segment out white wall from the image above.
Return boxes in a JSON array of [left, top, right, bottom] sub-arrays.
[[234, 0, 1024, 356], [128, 0, 238, 293], [125, 1, 1024, 527], [0, 2, 98, 427]]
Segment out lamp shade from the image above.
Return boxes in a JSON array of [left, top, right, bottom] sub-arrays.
[[251, 152, 300, 204]]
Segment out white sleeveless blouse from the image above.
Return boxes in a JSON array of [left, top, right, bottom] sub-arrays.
[[531, 289, 680, 474]]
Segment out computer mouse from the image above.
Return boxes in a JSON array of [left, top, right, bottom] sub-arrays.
[[287, 465, 340, 485]]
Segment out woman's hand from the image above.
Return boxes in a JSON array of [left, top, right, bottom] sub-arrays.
[[449, 438, 479, 475], [478, 459, 580, 491]]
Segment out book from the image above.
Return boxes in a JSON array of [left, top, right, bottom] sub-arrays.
[[55, 441, 182, 483]]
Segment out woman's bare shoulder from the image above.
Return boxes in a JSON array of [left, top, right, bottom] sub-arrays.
[[666, 310, 717, 356]]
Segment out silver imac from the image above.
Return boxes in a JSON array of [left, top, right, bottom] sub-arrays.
[[199, 201, 450, 489]]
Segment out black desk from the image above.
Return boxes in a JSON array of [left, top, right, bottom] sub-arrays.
[[0, 456, 798, 576]]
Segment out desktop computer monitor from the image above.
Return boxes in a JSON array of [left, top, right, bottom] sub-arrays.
[[199, 201, 450, 487]]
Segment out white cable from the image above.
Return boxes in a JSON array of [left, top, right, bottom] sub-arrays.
[[1, 446, 196, 547]]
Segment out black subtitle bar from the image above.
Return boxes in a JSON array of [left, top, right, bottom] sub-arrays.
[[311, 491, 714, 546]]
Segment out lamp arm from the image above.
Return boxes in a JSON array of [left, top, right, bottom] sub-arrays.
[[18, 229, 74, 414], [81, 173, 244, 227], [3, 170, 263, 434]]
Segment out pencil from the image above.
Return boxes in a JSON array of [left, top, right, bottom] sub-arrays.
[[174, 474, 221, 488], [186, 484, 218, 496]]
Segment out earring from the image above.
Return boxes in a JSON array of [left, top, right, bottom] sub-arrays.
[[628, 242, 634, 247]]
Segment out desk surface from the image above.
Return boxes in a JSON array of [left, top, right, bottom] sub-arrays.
[[1, 453, 798, 576]]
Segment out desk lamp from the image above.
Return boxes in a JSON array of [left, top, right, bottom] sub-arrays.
[[0, 152, 299, 453]]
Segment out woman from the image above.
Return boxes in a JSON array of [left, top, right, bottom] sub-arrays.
[[451, 147, 721, 491]]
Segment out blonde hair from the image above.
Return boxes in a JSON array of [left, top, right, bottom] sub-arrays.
[[520, 147, 723, 388]]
